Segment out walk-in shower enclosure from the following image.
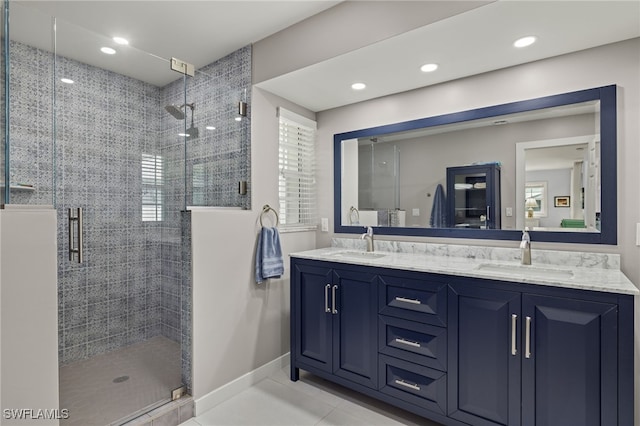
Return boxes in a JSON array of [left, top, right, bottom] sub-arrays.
[[1, 1, 251, 423]]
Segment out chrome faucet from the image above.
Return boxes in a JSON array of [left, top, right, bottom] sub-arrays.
[[361, 226, 374, 252], [521, 227, 532, 265]]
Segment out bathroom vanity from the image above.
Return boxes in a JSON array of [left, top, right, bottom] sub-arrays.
[[290, 242, 637, 426]]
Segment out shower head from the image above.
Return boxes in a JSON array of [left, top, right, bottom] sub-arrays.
[[165, 104, 185, 120]]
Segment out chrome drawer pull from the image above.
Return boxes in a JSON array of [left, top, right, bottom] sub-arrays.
[[394, 379, 420, 391], [395, 338, 421, 348], [395, 297, 421, 305]]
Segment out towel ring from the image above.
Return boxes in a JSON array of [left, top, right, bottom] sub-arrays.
[[260, 205, 279, 227], [348, 206, 360, 225]]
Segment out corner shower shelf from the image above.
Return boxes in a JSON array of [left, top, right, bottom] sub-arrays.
[[0, 183, 35, 191]]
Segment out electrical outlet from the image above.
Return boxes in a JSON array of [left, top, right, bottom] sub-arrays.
[[321, 218, 329, 232], [412, 208, 420, 217], [505, 207, 513, 217], [636, 223, 640, 246]]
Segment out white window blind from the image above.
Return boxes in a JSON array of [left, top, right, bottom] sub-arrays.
[[142, 154, 164, 222], [278, 107, 317, 229]]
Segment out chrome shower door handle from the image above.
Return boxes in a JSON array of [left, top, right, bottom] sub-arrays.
[[68, 207, 83, 263]]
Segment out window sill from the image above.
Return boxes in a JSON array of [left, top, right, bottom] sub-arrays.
[[278, 225, 318, 234]]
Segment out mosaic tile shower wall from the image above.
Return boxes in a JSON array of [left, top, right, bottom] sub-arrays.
[[159, 45, 252, 350], [7, 39, 251, 378]]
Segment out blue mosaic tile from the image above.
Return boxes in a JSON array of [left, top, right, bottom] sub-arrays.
[[9, 41, 251, 392]]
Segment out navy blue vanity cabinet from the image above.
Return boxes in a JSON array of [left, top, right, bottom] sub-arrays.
[[520, 294, 619, 426], [377, 272, 449, 416], [291, 259, 378, 389], [447, 283, 522, 426], [448, 279, 631, 426], [447, 164, 501, 230]]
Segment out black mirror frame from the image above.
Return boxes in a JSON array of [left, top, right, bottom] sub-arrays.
[[334, 85, 617, 245]]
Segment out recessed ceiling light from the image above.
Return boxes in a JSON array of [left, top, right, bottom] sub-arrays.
[[178, 133, 189, 137], [100, 47, 116, 55], [235, 117, 242, 122], [112, 37, 129, 45], [351, 82, 366, 91], [514, 36, 537, 48], [420, 63, 438, 73], [60, 78, 74, 84], [206, 126, 216, 130]]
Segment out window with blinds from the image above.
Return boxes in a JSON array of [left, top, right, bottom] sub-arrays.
[[142, 154, 164, 222], [278, 107, 317, 229]]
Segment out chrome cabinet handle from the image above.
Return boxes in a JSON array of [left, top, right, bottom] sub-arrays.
[[525, 316, 532, 359], [511, 314, 518, 356], [68, 207, 83, 263], [324, 284, 331, 313], [395, 338, 421, 348], [394, 379, 420, 391], [395, 297, 421, 305], [331, 285, 338, 314]]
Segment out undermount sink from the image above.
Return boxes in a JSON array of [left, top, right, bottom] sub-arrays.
[[475, 263, 574, 279], [328, 250, 388, 259]]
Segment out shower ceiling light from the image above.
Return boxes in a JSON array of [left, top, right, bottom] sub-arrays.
[[60, 78, 74, 84], [351, 82, 366, 90], [514, 36, 537, 48], [420, 63, 438, 73], [100, 47, 116, 55], [112, 37, 129, 45]]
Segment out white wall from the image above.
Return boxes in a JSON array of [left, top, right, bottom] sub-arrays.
[[0, 206, 59, 426], [191, 88, 317, 411], [315, 38, 640, 422]]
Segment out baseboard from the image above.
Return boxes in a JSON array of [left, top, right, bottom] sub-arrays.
[[194, 352, 290, 416]]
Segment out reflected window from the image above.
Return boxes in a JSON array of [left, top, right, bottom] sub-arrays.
[[525, 181, 547, 218]]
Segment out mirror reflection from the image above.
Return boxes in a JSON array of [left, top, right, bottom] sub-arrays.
[[341, 100, 601, 233]]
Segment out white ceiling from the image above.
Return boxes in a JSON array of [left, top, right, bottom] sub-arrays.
[[256, 0, 640, 111], [9, 0, 341, 86], [7, 1, 640, 111]]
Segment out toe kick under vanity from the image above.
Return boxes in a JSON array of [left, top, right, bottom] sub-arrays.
[[289, 241, 638, 426]]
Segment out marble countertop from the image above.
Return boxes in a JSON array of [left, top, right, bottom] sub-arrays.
[[290, 246, 639, 295]]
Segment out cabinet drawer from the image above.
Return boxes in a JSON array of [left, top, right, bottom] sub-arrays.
[[379, 275, 447, 326], [379, 354, 446, 415], [379, 316, 446, 371]]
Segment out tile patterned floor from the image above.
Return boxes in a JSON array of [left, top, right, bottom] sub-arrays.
[[59, 336, 183, 426], [180, 367, 444, 426]]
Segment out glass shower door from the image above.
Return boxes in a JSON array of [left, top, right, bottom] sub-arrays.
[[51, 12, 186, 425]]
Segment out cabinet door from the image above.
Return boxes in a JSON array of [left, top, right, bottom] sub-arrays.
[[293, 263, 333, 373], [521, 294, 618, 426], [448, 283, 521, 426], [333, 268, 378, 388]]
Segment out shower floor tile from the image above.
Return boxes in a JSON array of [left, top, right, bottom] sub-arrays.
[[59, 336, 182, 426]]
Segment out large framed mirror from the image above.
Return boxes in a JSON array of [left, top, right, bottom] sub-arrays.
[[334, 85, 616, 244]]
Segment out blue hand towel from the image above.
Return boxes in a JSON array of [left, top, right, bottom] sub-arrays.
[[255, 226, 284, 283], [429, 184, 447, 228]]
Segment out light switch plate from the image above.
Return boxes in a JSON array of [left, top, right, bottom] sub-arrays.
[[636, 223, 640, 246], [412, 208, 420, 217], [321, 218, 329, 232], [505, 207, 513, 217]]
